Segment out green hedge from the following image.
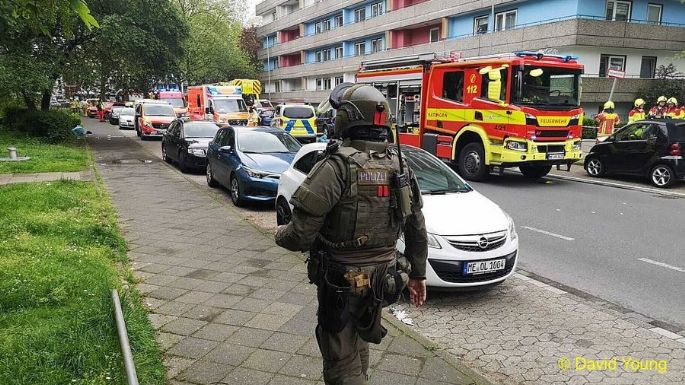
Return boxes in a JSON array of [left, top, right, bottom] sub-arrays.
[[2, 107, 81, 144], [582, 126, 597, 139]]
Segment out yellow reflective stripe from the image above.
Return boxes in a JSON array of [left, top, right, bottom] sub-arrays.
[[426, 108, 572, 127]]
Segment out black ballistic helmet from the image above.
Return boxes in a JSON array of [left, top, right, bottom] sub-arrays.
[[329, 83, 392, 140]]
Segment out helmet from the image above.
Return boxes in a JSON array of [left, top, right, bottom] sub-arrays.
[[603, 101, 615, 110], [329, 83, 391, 140], [657, 96, 667, 103], [667, 97, 678, 105], [634, 98, 645, 108]]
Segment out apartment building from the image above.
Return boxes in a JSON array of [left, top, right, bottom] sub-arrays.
[[256, 0, 685, 114]]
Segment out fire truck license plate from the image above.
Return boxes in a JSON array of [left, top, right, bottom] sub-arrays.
[[547, 152, 564, 160], [464, 259, 506, 275]]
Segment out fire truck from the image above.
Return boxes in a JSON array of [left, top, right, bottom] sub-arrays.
[[187, 85, 249, 125], [356, 52, 585, 180]]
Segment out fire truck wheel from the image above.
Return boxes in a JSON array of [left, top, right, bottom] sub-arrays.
[[458, 142, 489, 181], [519, 164, 552, 179]]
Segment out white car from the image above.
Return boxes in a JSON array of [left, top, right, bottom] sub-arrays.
[[276, 143, 519, 289], [118, 107, 136, 130]]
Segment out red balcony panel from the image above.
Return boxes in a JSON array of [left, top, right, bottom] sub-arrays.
[[391, 24, 440, 48]]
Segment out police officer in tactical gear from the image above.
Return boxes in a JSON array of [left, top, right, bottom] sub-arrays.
[[275, 83, 428, 385]]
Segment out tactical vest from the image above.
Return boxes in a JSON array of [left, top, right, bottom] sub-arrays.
[[319, 146, 402, 251]]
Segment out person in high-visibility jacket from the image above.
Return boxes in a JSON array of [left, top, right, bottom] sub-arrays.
[[666, 97, 681, 119], [649, 96, 668, 118], [595, 101, 620, 136], [628, 98, 646, 123]]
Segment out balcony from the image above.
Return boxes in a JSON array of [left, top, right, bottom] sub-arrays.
[[581, 77, 659, 103], [263, 89, 332, 103], [256, 0, 289, 16]]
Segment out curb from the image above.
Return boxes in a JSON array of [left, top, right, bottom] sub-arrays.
[[544, 172, 685, 198]]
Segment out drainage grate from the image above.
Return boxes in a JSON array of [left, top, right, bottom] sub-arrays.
[[108, 159, 155, 164]]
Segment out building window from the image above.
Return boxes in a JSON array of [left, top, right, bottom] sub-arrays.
[[275, 81, 281, 93], [647, 3, 662, 24], [442, 71, 465, 103], [335, 76, 344, 86], [371, 2, 385, 17], [495, 10, 516, 32], [323, 19, 331, 31], [323, 48, 332, 61], [640, 56, 657, 78], [316, 78, 323, 90], [315, 21, 323, 34], [354, 8, 366, 22], [271, 10, 276, 21], [354, 41, 365, 56], [335, 46, 343, 59], [474, 16, 489, 34], [371, 38, 383, 53], [429, 27, 440, 43], [323, 78, 332, 90], [335, 14, 343, 27], [315, 50, 322, 62], [599, 54, 626, 77], [606, 0, 631, 21]]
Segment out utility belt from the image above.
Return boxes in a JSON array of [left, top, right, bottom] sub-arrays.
[[307, 248, 410, 343]]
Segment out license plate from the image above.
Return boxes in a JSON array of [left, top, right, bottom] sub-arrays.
[[547, 152, 564, 160], [464, 258, 506, 275]]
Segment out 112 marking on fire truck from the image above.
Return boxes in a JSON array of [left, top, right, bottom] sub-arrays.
[[356, 51, 585, 181]]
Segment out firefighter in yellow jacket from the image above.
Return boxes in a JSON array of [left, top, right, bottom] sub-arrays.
[[628, 99, 646, 123], [595, 101, 620, 136]]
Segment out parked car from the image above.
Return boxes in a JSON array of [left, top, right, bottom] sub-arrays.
[[118, 107, 136, 130], [584, 119, 685, 187], [271, 104, 318, 142], [135, 101, 176, 140], [276, 143, 519, 289], [316, 108, 336, 137], [258, 109, 274, 126], [109, 105, 126, 125], [206, 126, 302, 206], [162, 120, 221, 172]]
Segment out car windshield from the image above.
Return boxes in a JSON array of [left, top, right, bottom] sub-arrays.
[[283, 107, 314, 119], [238, 130, 302, 153], [404, 148, 472, 194], [214, 98, 247, 113], [514, 66, 582, 109], [145, 104, 176, 116], [119, 108, 134, 115], [260, 101, 273, 108], [672, 123, 685, 142], [160, 98, 185, 108], [184, 122, 220, 138]]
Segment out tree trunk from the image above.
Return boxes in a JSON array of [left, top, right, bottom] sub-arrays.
[[40, 90, 52, 111], [22, 92, 37, 111]]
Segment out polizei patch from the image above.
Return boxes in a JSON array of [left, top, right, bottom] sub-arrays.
[[358, 169, 389, 185]]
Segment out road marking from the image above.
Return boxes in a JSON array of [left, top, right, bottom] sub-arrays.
[[522, 226, 575, 241], [649, 327, 684, 340], [638, 258, 685, 273]]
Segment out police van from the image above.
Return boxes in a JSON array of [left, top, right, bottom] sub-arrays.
[[271, 104, 318, 142]]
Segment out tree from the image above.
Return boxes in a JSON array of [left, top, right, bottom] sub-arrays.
[[638, 63, 685, 108], [240, 26, 262, 75]]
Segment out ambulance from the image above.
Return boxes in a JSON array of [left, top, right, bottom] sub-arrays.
[[226, 79, 262, 107], [357, 51, 585, 180], [187, 85, 249, 125], [157, 90, 187, 117], [271, 104, 318, 142]]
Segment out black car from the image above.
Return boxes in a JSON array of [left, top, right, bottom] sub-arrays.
[[584, 119, 685, 187], [316, 108, 336, 137], [162, 119, 221, 172]]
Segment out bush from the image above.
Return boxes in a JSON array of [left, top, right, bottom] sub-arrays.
[[582, 126, 597, 139], [582, 117, 597, 127], [4, 108, 82, 144]]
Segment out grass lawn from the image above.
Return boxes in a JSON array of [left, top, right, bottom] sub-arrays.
[[0, 180, 166, 385], [0, 131, 90, 174]]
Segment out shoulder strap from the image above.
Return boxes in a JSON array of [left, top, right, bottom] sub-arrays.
[[329, 146, 362, 198]]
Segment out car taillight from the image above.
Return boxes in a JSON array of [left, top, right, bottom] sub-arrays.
[[670, 143, 682, 156]]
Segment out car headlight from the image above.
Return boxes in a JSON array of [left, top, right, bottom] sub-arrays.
[[506, 141, 527, 151], [426, 233, 442, 249], [244, 166, 269, 178], [506, 213, 518, 241], [187, 148, 206, 157], [573, 140, 582, 151]]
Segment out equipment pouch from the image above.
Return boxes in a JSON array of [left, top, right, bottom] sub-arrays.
[[355, 298, 387, 344], [317, 271, 351, 334], [306, 251, 323, 284], [393, 172, 412, 220], [382, 270, 409, 307]]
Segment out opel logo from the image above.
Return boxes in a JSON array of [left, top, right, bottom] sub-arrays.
[[478, 236, 489, 249]]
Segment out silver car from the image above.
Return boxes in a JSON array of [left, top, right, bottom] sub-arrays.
[[118, 107, 136, 130]]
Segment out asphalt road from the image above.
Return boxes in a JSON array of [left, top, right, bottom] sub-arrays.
[[91, 119, 685, 330]]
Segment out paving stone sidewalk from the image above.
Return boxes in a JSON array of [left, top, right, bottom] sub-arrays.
[[0, 170, 90, 185], [88, 128, 484, 385]]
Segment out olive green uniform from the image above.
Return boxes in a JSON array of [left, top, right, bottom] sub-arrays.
[[275, 137, 428, 385]]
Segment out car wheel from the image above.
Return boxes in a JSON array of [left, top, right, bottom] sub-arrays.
[[276, 197, 292, 225], [457, 142, 489, 181], [178, 151, 189, 173], [585, 157, 605, 177], [230, 175, 244, 206], [519, 164, 552, 179], [161, 144, 170, 163], [650, 164, 674, 188], [206, 162, 218, 188]]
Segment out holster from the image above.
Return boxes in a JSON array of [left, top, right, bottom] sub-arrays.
[[317, 265, 352, 334]]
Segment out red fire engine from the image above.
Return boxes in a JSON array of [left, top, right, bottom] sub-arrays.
[[356, 52, 585, 180]]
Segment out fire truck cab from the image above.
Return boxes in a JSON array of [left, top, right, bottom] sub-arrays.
[[356, 52, 585, 180]]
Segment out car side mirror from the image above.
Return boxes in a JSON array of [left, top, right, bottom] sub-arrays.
[[218, 145, 232, 153], [206, 107, 213, 114]]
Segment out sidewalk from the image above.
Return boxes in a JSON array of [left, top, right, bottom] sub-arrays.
[[0, 170, 90, 186], [87, 125, 484, 385]]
